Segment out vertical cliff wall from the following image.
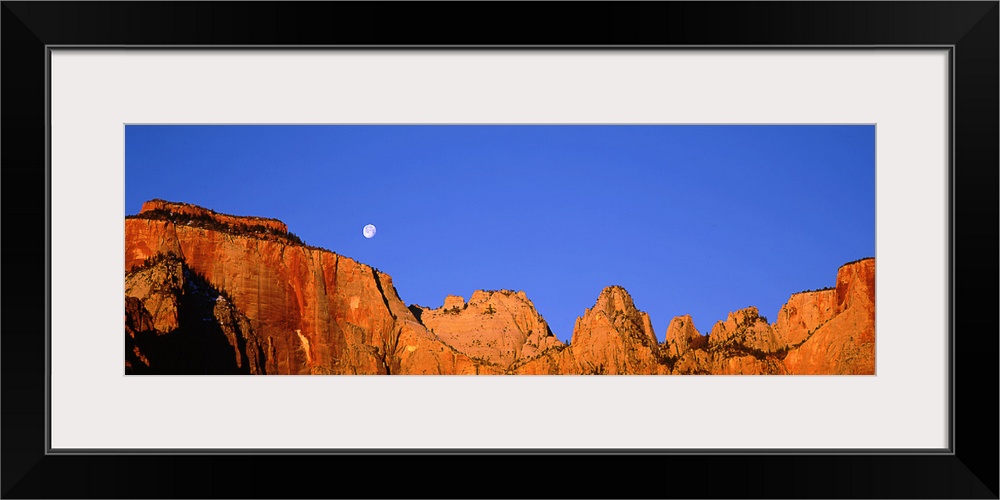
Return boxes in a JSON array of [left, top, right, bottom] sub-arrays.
[[125, 201, 483, 375]]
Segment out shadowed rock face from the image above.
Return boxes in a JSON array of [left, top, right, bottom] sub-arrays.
[[125, 200, 874, 375], [125, 254, 268, 374]]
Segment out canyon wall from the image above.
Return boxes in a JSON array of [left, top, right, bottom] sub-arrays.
[[126, 201, 487, 375], [125, 200, 875, 375]]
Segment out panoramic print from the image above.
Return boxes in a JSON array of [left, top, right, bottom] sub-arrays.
[[125, 125, 875, 375]]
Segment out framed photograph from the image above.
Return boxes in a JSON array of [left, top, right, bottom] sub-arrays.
[[120, 123, 877, 379], [3, 2, 996, 498]]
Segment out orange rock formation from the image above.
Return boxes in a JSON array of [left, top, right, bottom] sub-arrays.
[[412, 290, 563, 370], [124, 200, 875, 375], [663, 315, 704, 359], [773, 289, 838, 347], [782, 259, 876, 374], [126, 200, 484, 375]]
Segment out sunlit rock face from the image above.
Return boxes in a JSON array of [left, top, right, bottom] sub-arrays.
[[663, 315, 703, 359], [411, 290, 563, 370], [507, 286, 666, 375], [707, 306, 785, 355], [125, 200, 485, 375], [561, 286, 664, 375], [125, 200, 874, 375], [773, 290, 838, 348], [782, 259, 875, 375], [671, 259, 875, 376]]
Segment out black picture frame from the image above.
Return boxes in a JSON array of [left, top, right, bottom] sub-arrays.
[[2, 2, 996, 498]]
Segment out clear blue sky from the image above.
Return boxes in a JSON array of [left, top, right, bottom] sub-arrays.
[[126, 125, 875, 343]]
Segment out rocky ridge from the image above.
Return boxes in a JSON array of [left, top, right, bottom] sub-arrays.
[[125, 200, 875, 375], [410, 290, 563, 370]]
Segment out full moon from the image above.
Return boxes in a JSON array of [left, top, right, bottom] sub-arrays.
[[362, 224, 376, 239]]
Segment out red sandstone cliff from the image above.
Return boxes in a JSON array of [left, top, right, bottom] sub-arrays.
[[124, 200, 874, 375], [782, 259, 876, 374], [773, 289, 838, 348], [140, 199, 288, 233], [125, 201, 484, 375], [670, 259, 875, 375]]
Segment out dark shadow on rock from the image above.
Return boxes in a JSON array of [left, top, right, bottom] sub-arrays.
[[407, 305, 424, 325], [125, 259, 265, 375]]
